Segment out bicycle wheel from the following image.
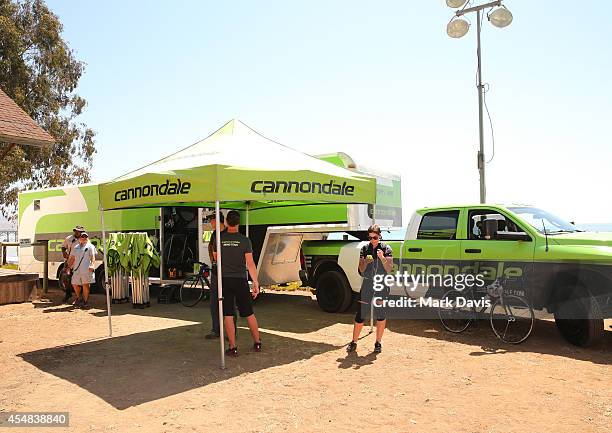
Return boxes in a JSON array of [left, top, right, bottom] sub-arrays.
[[180, 276, 204, 307], [438, 289, 473, 333], [490, 295, 534, 344]]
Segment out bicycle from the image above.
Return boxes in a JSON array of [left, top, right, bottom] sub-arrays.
[[438, 277, 535, 344], [180, 261, 211, 307]]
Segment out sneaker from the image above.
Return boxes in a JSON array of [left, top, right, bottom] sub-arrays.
[[346, 341, 357, 353], [225, 347, 238, 357], [374, 341, 382, 353], [72, 297, 82, 308], [205, 332, 220, 340], [81, 301, 90, 310], [253, 341, 262, 352]]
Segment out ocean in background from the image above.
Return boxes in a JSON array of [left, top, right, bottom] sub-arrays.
[[3, 246, 18, 263], [579, 224, 612, 232]]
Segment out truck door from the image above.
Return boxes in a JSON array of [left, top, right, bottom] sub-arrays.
[[460, 208, 535, 298], [401, 210, 462, 299]]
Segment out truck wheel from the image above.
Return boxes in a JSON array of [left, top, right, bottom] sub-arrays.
[[57, 264, 72, 293], [94, 267, 106, 294], [315, 270, 352, 313], [553, 285, 604, 347]]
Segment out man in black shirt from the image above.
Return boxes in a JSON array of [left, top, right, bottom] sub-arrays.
[[347, 224, 393, 354], [213, 210, 261, 356]]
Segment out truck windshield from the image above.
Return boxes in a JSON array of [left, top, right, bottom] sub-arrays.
[[508, 207, 579, 234]]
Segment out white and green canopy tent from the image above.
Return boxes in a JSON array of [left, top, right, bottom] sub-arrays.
[[98, 119, 376, 367]]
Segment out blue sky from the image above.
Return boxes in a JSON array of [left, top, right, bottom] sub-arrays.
[[46, 0, 612, 223]]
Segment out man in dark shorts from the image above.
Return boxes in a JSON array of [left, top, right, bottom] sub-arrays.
[[213, 210, 261, 356], [205, 212, 236, 339], [347, 224, 393, 354]]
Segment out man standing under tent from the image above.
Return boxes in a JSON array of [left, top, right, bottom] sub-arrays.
[[213, 210, 261, 356], [61, 225, 84, 303], [205, 212, 237, 339]]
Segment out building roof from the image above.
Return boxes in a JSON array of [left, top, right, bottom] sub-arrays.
[[0, 88, 55, 147]]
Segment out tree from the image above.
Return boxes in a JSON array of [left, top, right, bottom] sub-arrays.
[[0, 0, 95, 219]]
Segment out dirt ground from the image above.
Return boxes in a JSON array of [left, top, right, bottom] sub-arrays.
[[1, 286, 610, 433]]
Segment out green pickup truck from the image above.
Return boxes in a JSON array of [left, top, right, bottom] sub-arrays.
[[303, 204, 612, 347]]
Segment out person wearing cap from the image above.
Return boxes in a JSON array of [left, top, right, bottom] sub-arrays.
[[68, 232, 97, 309], [61, 225, 84, 303]]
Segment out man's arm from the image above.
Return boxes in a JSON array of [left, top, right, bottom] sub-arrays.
[[208, 232, 215, 264], [245, 252, 259, 297], [61, 238, 70, 260]]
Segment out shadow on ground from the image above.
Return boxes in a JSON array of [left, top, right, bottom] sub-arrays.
[[39, 287, 353, 334], [387, 314, 612, 366], [31, 287, 612, 398], [19, 323, 338, 410]]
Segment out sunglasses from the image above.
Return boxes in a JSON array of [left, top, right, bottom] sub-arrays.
[[368, 235, 380, 240]]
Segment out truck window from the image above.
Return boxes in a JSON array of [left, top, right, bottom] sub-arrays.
[[469, 210, 522, 240], [417, 211, 459, 240]]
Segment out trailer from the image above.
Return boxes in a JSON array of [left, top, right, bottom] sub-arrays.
[[17, 153, 402, 300]]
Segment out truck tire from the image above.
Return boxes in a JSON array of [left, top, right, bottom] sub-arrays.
[[57, 263, 72, 293], [94, 266, 106, 294], [553, 285, 604, 347], [315, 270, 353, 313]]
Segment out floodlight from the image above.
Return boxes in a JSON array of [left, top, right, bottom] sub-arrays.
[[446, 0, 468, 8], [489, 6, 513, 28], [447, 18, 470, 38]]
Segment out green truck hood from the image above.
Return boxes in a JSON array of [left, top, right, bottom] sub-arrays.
[[550, 232, 612, 247]]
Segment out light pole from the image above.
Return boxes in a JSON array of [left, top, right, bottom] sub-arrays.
[[446, 0, 513, 204]]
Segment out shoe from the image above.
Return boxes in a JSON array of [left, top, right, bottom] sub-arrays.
[[81, 301, 90, 310], [205, 332, 220, 340], [346, 341, 357, 353], [253, 341, 262, 352], [62, 295, 72, 304], [374, 341, 382, 353], [72, 297, 82, 308], [225, 347, 238, 357]]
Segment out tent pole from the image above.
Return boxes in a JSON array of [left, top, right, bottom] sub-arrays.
[[370, 204, 376, 334], [216, 201, 226, 369], [159, 208, 164, 284], [246, 201, 250, 238], [100, 207, 112, 337]]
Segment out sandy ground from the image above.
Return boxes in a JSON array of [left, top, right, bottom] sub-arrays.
[[0, 286, 610, 433]]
